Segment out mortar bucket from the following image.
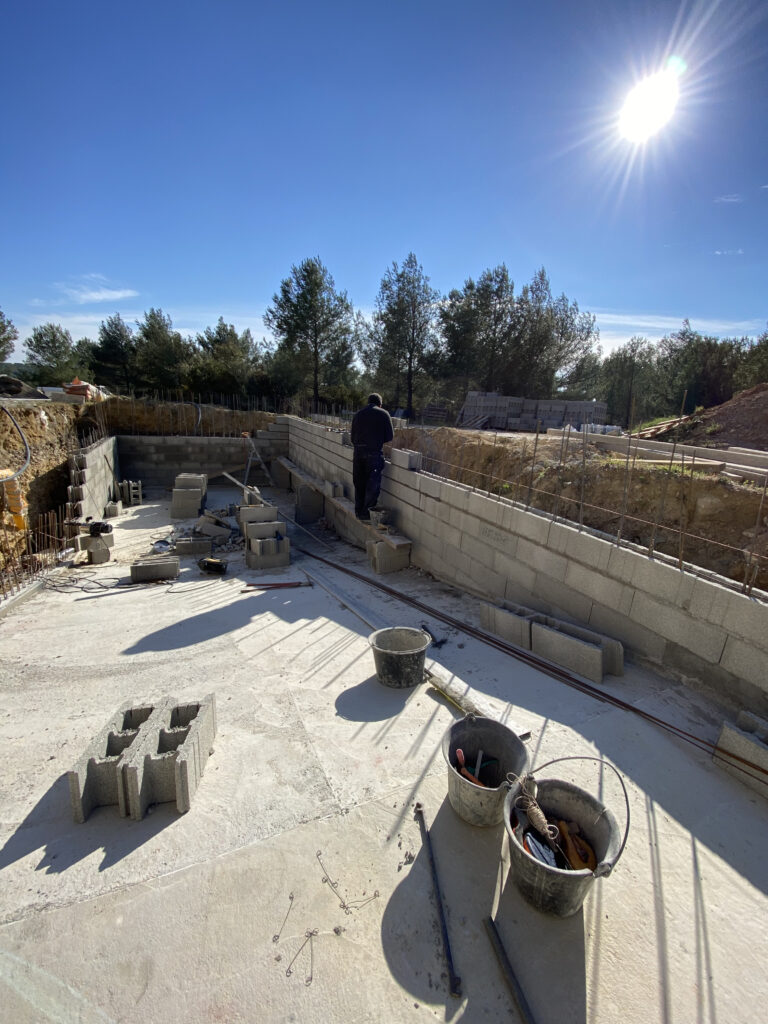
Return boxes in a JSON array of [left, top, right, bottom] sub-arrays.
[[369, 627, 431, 689], [503, 760, 629, 917], [442, 714, 529, 826]]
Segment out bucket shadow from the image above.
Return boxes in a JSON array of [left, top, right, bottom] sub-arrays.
[[334, 674, 415, 722], [0, 774, 177, 875], [380, 796, 587, 1020]]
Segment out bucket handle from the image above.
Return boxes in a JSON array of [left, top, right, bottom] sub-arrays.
[[508, 756, 630, 878]]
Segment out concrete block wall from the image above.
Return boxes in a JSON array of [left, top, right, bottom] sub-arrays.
[[67, 437, 120, 520], [116, 419, 289, 489], [283, 416, 768, 714]]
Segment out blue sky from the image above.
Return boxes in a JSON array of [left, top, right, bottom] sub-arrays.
[[2, 0, 766, 361]]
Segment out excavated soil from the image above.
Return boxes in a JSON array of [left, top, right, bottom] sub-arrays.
[[392, 425, 768, 591], [656, 383, 768, 451]]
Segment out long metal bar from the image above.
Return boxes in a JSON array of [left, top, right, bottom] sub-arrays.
[[484, 917, 538, 1024], [414, 802, 462, 998]]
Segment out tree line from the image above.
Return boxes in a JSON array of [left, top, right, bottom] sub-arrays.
[[2, 254, 766, 426]]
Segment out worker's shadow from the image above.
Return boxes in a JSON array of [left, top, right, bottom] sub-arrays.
[[0, 774, 177, 875], [380, 797, 586, 1023]]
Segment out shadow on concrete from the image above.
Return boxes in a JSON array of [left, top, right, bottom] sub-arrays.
[[380, 797, 586, 1022], [334, 674, 413, 722], [121, 589, 311, 654], [0, 775, 177, 875]]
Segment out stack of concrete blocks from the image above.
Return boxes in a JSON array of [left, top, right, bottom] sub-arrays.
[[170, 473, 207, 519], [105, 500, 123, 517], [68, 694, 216, 822], [713, 711, 768, 798], [478, 600, 624, 683], [461, 393, 608, 431], [241, 505, 290, 570], [119, 479, 143, 506], [282, 415, 768, 715], [130, 556, 180, 582], [116, 417, 290, 490], [66, 437, 120, 521], [77, 529, 116, 563]]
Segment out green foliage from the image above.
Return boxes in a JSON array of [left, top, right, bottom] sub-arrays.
[[734, 329, 768, 391], [189, 317, 263, 394], [93, 313, 137, 390], [134, 308, 194, 391], [23, 322, 77, 385], [263, 257, 354, 408], [597, 336, 658, 427], [365, 252, 440, 416], [0, 308, 19, 363]]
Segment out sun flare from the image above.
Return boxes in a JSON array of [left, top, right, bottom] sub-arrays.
[[619, 64, 683, 143]]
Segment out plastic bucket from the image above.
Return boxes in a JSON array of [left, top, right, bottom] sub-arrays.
[[442, 715, 529, 826], [503, 767, 629, 917], [369, 627, 431, 689]]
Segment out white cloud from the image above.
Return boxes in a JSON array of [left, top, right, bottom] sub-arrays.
[[713, 248, 744, 256], [58, 284, 139, 304], [714, 193, 743, 203], [594, 310, 764, 353]]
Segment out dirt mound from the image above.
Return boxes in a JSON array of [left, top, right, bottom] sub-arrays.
[[662, 383, 768, 451]]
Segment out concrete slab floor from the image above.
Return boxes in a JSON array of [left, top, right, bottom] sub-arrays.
[[0, 484, 766, 1023]]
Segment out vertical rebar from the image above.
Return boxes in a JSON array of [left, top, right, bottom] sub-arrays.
[[579, 425, 587, 530], [526, 422, 541, 507], [743, 472, 768, 595]]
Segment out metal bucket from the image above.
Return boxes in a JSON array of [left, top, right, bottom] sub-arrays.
[[369, 627, 431, 689], [442, 715, 529, 826], [503, 760, 629, 917]]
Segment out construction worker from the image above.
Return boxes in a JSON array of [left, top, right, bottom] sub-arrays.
[[350, 393, 394, 520]]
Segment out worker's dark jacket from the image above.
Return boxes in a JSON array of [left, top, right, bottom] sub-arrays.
[[350, 404, 394, 452]]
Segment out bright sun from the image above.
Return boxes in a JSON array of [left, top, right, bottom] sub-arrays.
[[619, 65, 682, 143]]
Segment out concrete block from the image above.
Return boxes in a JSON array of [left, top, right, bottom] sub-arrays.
[[389, 448, 423, 470], [294, 484, 324, 524], [607, 546, 695, 607], [323, 480, 344, 497], [501, 504, 551, 545], [467, 490, 503, 526], [417, 474, 443, 500], [366, 539, 410, 574], [515, 536, 568, 581], [439, 480, 471, 512], [245, 538, 291, 570], [238, 505, 278, 524], [480, 602, 532, 649], [631, 591, 727, 664], [531, 621, 604, 682], [123, 694, 217, 819], [564, 561, 635, 616], [245, 521, 281, 541], [175, 538, 213, 557], [271, 458, 293, 489], [104, 500, 123, 518], [588, 604, 667, 663], [68, 702, 166, 822], [80, 533, 115, 551], [548, 521, 613, 574], [88, 546, 111, 565], [174, 473, 207, 494], [719, 635, 768, 693], [532, 573, 594, 625], [197, 519, 231, 539], [130, 557, 181, 582], [713, 715, 768, 798]]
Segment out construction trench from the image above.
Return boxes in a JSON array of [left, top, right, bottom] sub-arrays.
[[1, 407, 768, 1023]]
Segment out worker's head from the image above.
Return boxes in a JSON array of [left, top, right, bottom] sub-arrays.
[[368, 393, 382, 407]]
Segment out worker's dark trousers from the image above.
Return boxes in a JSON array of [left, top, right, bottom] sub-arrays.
[[353, 450, 385, 518]]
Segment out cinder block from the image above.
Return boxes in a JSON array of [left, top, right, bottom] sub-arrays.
[[68, 702, 167, 822], [631, 591, 727, 664], [531, 621, 604, 683], [197, 519, 231, 539], [713, 714, 768, 798], [719, 635, 767, 693], [245, 521, 281, 541], [104, 500, 123, 518], [175, 473, 207, 494], [88, 546, 111, 565], [130, 557, 181, 582], [175, 538, 213, 556], [123, 694, 217, 819], [80, 533, 115, 551], [272, 458, 293, 489], [238, 505, 279, 525], [245, 538, 291, 570], [479, 602, 532, 649], [588, 604, 667, 663], [366, 539, 410, 574], [389, 448, 423, 470], [294, 484, 324, 524]]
